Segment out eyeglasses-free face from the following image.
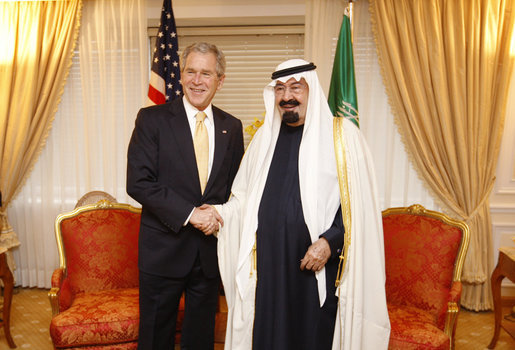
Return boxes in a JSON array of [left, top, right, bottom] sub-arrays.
[[274, 78, 309, 126]]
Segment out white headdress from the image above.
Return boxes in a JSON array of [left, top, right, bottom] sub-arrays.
[[233, 59, 340, 305]]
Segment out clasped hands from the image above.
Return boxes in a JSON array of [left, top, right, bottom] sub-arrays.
[[190, 204, 223, 235]]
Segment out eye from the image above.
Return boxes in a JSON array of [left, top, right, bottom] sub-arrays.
[[291, 85, 302, 94], [274, 85, 286, 94]]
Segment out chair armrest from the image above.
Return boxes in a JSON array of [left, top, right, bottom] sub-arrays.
[[444, 281, 462, 349], [448, 280, 462, 303], [49, 267, 75, 317], [49, 268, 64, 317]]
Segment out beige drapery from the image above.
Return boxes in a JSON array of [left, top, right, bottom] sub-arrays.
[[304, 0, 346, 93], [0, 1, 82, 251], [370, 0, 515, 310]]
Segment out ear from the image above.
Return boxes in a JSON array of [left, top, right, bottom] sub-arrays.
[[216, 75, 225, 90]]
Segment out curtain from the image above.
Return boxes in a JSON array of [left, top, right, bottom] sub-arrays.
[[304, 0, 437, 210], [370, 0, 515, 310], [7, 0, 148, 288], [0, 0, 82, 269], [304, 0, 346, 93]]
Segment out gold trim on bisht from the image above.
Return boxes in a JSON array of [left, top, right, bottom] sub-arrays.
[[333, 117, 352, 287]]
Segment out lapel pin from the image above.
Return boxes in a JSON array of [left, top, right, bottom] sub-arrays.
[[222, 130, 227, 134]]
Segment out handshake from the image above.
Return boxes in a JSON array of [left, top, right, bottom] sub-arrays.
[[190, 204, 224, 235]]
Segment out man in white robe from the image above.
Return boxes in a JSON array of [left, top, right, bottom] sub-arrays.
[[211, 59, 390, 349]]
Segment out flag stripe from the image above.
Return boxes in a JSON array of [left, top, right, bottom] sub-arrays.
[[148, 84, 166, 105], [147, 0, 182, 106]]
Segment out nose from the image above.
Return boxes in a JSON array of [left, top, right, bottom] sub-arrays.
[[193, 72, 201, 84], [283, 87, 294, 100]]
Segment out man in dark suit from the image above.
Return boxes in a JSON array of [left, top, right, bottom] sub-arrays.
[[127, 42, 244, 350]]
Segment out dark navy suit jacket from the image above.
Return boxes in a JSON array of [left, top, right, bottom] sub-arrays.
[[127, 98, 244, 278]]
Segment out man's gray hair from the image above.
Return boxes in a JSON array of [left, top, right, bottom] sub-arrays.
[[181, 42, 226, 77]]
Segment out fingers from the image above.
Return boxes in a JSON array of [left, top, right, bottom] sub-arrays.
[[193, 217, 218, 235], [189, 205, 223, 235], [300, 257, 324, 271], [210, 206, 224, 227], [300, 238, 331, 271]]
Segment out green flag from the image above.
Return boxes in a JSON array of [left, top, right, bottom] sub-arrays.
[[328, 8, 359, 127]]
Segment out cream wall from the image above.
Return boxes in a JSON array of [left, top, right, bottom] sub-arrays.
[[147, 0, 305, 26], [491, 70, 515, 296]]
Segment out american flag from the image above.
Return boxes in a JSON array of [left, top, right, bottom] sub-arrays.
[[147, 0, 182, 106]]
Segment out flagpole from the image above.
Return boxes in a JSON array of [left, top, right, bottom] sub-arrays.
[[349, 0, 354, 44]]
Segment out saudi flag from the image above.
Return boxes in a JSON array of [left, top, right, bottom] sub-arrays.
[[328, 8, 359, 127]]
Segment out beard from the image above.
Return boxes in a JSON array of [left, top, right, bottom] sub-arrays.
[[282, 111, 300, 124]]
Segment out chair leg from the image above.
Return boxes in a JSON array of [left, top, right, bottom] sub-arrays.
[[0, 253, 16, 348]]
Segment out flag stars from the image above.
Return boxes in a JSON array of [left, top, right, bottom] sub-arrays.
[[149, 6, 182, 103]]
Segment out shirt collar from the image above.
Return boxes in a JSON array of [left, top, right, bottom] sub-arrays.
[[182, 96, 214, 124]]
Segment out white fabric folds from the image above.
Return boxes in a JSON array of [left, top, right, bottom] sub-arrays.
[[216, 59, 390, 349]]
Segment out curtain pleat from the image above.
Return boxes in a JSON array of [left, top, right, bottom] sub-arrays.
[[7, 0, 148, 288], [304, 0, 437, 210], [370, 0, 515, 310], [0, 1, 82, 267]]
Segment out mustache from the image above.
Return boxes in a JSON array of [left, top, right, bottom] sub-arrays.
[[279, 99, 300, 107]]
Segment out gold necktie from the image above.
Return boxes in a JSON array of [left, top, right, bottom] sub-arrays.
[[193, 111, 209, 193]]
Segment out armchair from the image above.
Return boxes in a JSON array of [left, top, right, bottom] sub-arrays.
[[49, 200, 141, 349], [382, 204, 470, 350]]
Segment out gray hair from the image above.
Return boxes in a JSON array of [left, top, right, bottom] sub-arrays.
[[181, 42, 226, 77]]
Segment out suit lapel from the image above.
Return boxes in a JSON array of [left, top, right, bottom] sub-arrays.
[[204, 107, 230, 194], [168, 101, 202, 192]]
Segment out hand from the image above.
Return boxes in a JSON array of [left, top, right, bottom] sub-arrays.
[[190, 204, 223, 235], [300, 238, 331, 272]]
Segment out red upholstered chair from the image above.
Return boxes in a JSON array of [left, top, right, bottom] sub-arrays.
[[48, 200, 141, 349], [382, 204, 470, 350]]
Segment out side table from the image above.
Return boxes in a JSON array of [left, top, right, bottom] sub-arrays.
[[0, 252, 15, 348], [488, 247, 515, 349]]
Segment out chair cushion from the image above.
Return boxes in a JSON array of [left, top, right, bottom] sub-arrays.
[[50, 288, 139, 348], [387, 304, 449, 350]]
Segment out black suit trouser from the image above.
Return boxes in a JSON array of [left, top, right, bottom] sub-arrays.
[[138, 255, 220, 350]]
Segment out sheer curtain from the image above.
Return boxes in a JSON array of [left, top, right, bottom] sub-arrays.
[[304, 0, 436, 210], [8, 0, 148, 288]]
